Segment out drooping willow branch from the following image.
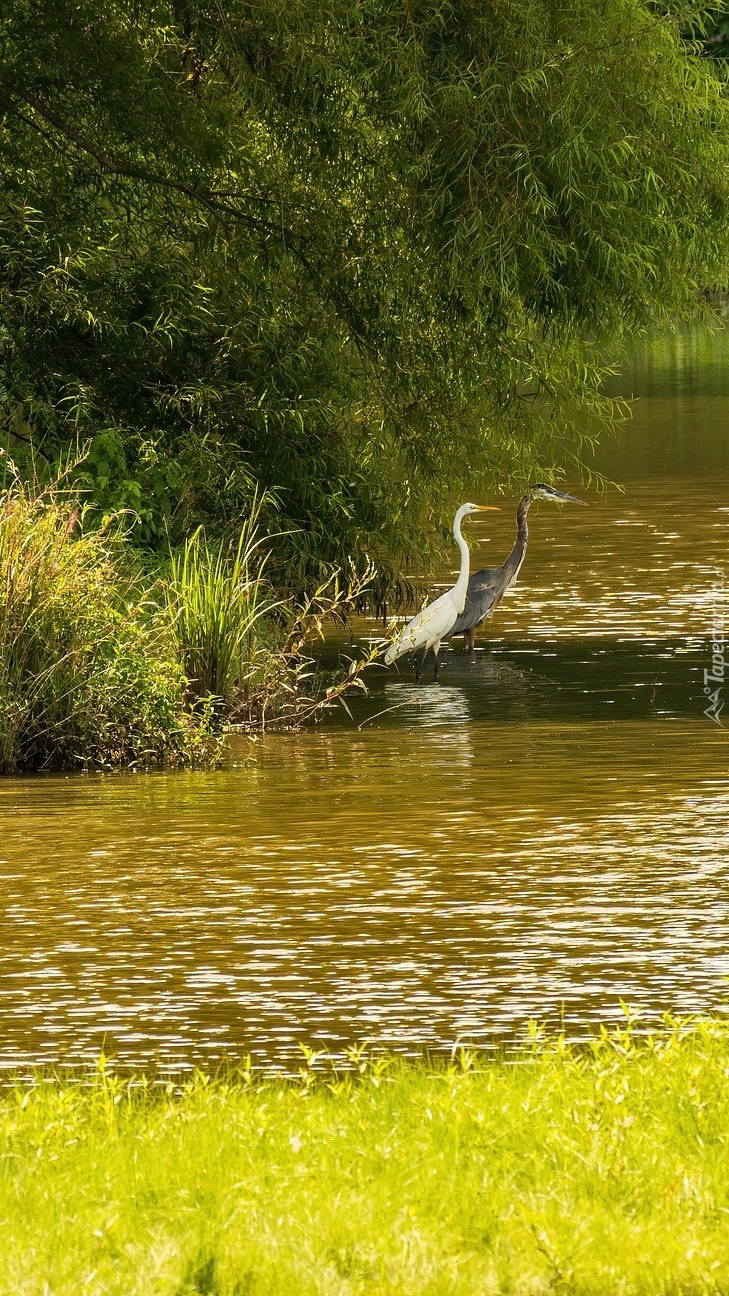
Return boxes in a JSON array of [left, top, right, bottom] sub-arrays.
[[0, 73, 378, 356], [0, 73, 277, 234]]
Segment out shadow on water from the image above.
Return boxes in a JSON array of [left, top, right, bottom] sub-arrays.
[[332, 637, 710, 728], [0, 323, 728, 1073]]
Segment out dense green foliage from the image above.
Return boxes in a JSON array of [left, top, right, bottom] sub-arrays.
[[4, 1020, 729, 1293], [2, 1, 729, 581]]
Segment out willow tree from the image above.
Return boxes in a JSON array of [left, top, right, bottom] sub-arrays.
[[1, 1, 728, 580]]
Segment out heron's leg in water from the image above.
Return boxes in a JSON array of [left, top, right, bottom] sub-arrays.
[[415, 646, 428, 683], [433, 643, 441, 680], [464, 627, 476, 655]]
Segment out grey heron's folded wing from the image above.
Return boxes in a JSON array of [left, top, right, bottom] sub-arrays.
[[449, 567, 503, 635]]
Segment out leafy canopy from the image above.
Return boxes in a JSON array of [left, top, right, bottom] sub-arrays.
[[1, 0, 729, 579]]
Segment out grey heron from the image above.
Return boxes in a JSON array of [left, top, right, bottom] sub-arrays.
[[450, 483, 587, 652]]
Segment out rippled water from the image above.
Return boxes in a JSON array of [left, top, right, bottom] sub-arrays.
[[1, 326, 728, 1072]]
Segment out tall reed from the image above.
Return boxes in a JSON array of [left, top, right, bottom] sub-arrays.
[[166, 504, 277, 706]]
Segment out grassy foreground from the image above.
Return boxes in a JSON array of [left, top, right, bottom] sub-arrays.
[[4, 1020, 729, 1295]]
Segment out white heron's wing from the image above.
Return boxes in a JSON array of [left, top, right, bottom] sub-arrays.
[[384, 590, 458, 662]]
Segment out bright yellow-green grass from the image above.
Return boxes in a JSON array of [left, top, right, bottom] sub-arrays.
[[4, 1019, 729, 1295]]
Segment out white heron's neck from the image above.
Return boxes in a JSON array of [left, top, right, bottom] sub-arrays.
[[452, 507, 471, 608]]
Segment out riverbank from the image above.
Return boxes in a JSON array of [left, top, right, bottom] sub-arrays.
[[4, 1019, 729, 1294], [0, 476, 371, 772]]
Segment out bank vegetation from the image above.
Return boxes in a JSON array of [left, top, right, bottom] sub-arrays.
[[0, 467, 371, 772]]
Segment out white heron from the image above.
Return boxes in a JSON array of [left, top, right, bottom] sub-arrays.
[[384, 502, 500, 681]]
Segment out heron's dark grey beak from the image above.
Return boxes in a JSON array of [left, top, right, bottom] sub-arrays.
[[550, 490, 587, 505]]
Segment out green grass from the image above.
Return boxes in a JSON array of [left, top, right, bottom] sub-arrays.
[[166, 504, 277, 707], [4, 1019, 729, 1294]]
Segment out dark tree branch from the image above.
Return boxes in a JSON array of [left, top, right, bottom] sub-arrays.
[[3, 103, 58, 151], [0, 74, 380, 359], [2, 423, 33, 446], [0, 74, 277, 235]]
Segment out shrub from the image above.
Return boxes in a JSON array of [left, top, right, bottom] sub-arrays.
[[0, 473, 374, 770], [0, 475, 217, 772]]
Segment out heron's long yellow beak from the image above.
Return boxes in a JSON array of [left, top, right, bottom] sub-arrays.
[[474, 505, 501, 511]]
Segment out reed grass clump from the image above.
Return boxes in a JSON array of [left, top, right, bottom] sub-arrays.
[[3, 1017, 729, 1294], [0, 480, 217, 771], [166, 507, 375, 729], [166, 506, 276, 708]]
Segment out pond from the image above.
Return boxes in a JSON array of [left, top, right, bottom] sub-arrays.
[[1, 326, 728, 1073]]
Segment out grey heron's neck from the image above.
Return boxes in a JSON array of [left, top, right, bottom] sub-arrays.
[[501, 494, 530, 586]]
